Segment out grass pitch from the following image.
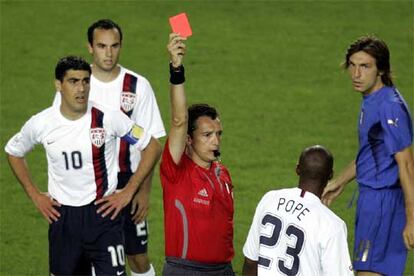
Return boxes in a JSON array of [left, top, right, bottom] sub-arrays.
[[1, 1, 413, 275]]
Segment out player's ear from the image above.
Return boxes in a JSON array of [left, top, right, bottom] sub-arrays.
[[87, 42, 93, 55], [54, 79, 62, 92], [328, 170, 333, 181], [295, 164, 300, 176], [186, 134, 192, 146]]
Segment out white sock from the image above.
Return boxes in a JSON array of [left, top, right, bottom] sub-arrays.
[[130, 263, 155, 276]]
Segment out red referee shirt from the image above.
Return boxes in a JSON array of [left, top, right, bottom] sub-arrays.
[[160, 139, 234, 263]]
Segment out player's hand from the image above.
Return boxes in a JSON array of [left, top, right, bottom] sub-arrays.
[[403, 212, 414, 250], [131, 190, 150, 224], [322, 180, 345, 206], [32, 192, 61, 224], [95, 189, 133, 220], [167, 33, 186, 67]]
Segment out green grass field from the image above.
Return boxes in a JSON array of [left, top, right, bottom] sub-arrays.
[[1, 0, 413, 275]]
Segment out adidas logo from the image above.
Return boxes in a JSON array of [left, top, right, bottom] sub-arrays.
[[198, 188, 208, 197]]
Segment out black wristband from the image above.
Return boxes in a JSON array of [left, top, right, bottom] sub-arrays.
[[169, 63, 185, 85]]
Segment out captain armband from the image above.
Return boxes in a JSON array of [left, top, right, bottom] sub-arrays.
[[122, 124, 144, 145], [169, 63, 185, 85]]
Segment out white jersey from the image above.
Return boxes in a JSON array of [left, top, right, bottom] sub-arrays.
[[53, 65, 165, 173], [5, 104, 151, 206], [243, 187, 353, 276]]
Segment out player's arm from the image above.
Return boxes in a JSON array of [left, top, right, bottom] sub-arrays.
[[7, 154, 61, 223], [96, 137, 161, 220], [167, 33, 187, 164], [322, 159, 356, 206], [242, 257, 257, 276], [395, 146, 414, 250], [131, 168, 155, 224]]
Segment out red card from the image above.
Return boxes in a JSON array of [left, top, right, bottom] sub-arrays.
[[169, 13, 192, 38]]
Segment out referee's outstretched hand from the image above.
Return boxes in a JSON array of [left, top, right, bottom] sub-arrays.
[[167, 33, 186, 67]]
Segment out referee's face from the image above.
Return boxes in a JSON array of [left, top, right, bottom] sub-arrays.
[[56, 70, 90, 120], [188, 116, 223, 168]]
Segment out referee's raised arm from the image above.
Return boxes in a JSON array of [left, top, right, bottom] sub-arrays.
[[167, 33, 187, 164]]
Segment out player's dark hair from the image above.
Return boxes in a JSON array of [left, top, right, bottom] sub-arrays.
[[298, 145, 333, 184], [344, 35, 393, 87], [87, 19, 123, 45], [55, 56, 91, 81], [188, 104, 219, 137]]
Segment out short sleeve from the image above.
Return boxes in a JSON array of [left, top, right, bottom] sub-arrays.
[[131, 77, 166, 139], [321, 221, 353, 276], [243, 195, 268, 261], [380, 101, 413, 154], [109, 110, 151, 151], [5, 116, 41, 157], [160, 138, 181, 183]]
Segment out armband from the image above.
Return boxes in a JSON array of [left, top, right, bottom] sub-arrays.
[[122, 124, 144, 145], [169, 63, 185, 85]]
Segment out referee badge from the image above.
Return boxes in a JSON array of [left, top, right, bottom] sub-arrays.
[[120, 91, 136, 113], [90, 128, 106, 148]]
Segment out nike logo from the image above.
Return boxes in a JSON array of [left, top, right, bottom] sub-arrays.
[[46, 140, 55, 145], [116, 270, 124, 276], [141, 239, 148, 245]]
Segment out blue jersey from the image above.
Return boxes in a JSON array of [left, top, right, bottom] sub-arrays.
[[356, 86, 413, 188]]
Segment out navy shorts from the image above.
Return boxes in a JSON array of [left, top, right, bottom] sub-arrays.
[[162, 257, 235, 276], [118, 172, 149, 255], [353, 186, 407, 275], [49, 202, 126, 276]]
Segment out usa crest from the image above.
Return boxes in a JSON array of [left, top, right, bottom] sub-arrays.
[[90, 128, 106, 148], [120, 91, 136, 113]]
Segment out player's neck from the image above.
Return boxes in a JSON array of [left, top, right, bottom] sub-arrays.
[[59, 105, 86, 121], [298, 181, 324, 199], [91, 64, 121, 83]]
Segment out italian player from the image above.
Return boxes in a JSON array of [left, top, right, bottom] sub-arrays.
[[243, 145, 353, 276], [322, 36, 414, 276], [5, 56, 161, 275]]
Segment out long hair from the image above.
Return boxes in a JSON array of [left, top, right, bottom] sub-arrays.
[[344, 36, 393, 87]]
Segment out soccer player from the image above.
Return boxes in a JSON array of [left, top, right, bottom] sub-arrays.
[[5, 56, 161, 275], [160, 33, 235, 275], [54, 19, 165, 276], [243, 145, 353, 276], [322, 36, 414, 276]]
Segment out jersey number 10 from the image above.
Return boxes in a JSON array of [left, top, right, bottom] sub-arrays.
[[259, 214, 305, 276]]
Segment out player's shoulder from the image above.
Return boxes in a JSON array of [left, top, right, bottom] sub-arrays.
[[380, 86, 406, 106], [121, 66, 151, 85], [316, 201, 346, 227], [260, 188, 295, 204], [28, 106, 57, 124]]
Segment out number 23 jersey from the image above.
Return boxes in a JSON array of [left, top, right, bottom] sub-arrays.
[[5, 104, 150, 207], [243, 187, 353, 276]]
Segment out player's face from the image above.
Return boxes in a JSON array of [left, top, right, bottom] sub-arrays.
[[187, 116, 223, 168], [88, 28, 121, 72], [348, 51, 384, 95], [55, 70, 90, 119]]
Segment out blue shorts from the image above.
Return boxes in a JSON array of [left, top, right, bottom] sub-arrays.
[[353, 186, 407, 275], [118, 172, 149, 255], [49, 202, 126, 276]]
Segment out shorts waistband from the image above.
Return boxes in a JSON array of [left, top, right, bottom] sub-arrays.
[[165, 257, 231, 271]]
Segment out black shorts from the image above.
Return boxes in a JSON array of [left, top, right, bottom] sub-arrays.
[[49, 202, 126, 276], [162, 257, 235, 276], [118, 172, 149, 255]]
